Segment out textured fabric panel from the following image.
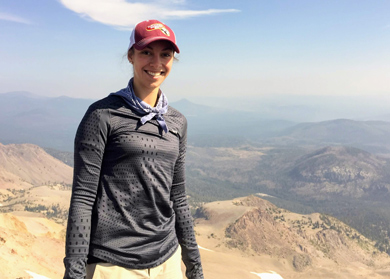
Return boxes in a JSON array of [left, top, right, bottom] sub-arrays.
[[64, 95, 203, 279]]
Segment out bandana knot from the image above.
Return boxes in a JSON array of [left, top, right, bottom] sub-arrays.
[[110, 78, 169, 134]]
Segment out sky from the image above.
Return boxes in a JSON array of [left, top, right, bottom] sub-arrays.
[[0, 0, 389, 105]]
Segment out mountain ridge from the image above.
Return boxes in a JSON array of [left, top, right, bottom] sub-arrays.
[[0, 143, 72, 189], [194, 195, 390, 278]]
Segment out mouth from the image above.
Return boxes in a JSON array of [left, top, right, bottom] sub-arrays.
[[145, 70, 165, 77]]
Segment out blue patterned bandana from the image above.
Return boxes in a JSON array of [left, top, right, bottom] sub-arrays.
[[110, 78, 169, 134]]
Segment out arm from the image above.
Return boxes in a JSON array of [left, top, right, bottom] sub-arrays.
[[170, 119, 204, 279], [63, 105, 109, 279]]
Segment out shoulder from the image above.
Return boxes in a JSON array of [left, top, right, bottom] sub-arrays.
[[166, 106, 187, 134], [88, 95, 125, 111], [166, 106, 187, 123], [80, 95, 127, 127]]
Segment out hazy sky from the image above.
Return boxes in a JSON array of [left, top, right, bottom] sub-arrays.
[[1, 0, 389, 102]]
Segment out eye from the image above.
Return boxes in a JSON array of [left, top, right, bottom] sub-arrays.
[[141, 50, 151, 55], [161, 52, 173, 58]]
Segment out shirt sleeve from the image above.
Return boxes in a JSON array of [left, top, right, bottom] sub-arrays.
[[170, 118, 204, 279], [63, 104, 109, 279]]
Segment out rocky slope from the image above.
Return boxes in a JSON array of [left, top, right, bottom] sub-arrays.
[[195, 195, 390, 279], [0, 144, 75, 278], [0, 143, 73, 220], [0, 143, 73, 190], [0, 213, 65, 279]]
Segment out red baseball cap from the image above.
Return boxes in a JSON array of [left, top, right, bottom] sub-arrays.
[[129, 20, 180, 53]]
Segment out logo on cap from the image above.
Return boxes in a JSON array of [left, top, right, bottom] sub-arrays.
[[160, 27, 170, 36], [146, 23, 170, 36]]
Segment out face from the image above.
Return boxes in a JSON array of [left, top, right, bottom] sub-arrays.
[[128, 40, 174, 94]]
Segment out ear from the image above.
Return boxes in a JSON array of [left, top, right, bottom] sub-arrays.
[[127, 48, 134, 64]]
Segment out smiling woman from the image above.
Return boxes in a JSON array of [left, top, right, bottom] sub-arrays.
[[129, 41, 174, 106], [63, 20, 203, 279]]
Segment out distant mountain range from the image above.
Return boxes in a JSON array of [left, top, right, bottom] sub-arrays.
[[2, 91, 390, 154], [271, 119, 390, 154], [0, 91, 93, 151]]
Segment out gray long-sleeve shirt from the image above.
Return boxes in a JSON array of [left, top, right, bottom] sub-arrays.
[[63, 95, 203, 279]]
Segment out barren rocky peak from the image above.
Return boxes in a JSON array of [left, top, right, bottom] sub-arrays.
[[196, 195, 390, 277], [0, 143, 73, 189]]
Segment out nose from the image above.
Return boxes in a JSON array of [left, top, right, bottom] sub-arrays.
[[149, 54, 161, 68]]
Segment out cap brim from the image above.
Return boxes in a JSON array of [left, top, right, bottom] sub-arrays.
[[134, 37, 180, 53]]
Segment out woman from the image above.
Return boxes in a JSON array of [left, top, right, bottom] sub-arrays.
[[63, 19, 204, 279]]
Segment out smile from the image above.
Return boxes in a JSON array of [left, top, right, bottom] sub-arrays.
[[146, 70, 164, 77]]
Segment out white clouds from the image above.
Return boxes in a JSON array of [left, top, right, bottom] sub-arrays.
[[0, 12, 32, 24], [59, 0, 239, 28], [164, 8, 240, 18]]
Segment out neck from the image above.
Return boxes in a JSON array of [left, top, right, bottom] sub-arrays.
[[132, 80, 160, 107]]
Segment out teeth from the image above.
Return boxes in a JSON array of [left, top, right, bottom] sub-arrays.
[[147, 71, 163, 76]]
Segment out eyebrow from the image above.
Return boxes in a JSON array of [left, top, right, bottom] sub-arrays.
[[145, 46, 174, 51]]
